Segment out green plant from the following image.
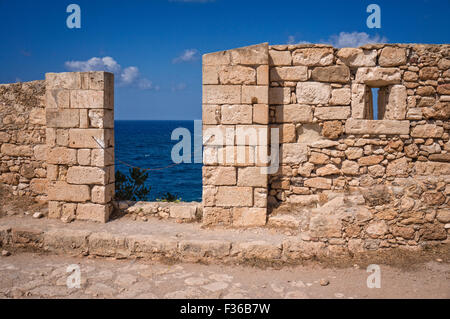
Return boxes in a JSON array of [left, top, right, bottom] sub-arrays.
[[156, 192, 181, 203], [115, 168, 151, 201]]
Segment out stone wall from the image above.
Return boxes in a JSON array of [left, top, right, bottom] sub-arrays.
[[202, 43, 450, 250], [45, 72, 115, 223], [202, 43, 270, 227], [0, 81, 47, 199]]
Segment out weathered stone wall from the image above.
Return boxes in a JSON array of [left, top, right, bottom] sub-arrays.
[[202, 43, 270, 227], [45, 72, 115, 223], [0, 81, 47, 199], [203, 43, 450, 251]]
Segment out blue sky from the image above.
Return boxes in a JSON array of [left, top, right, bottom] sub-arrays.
[[1, 0, 449, 120]]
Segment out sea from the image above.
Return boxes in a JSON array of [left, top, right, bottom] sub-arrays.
[[115, 120, 202, 202]]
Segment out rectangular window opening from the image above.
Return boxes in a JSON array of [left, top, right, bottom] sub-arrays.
[[364, 86, 387, 120]]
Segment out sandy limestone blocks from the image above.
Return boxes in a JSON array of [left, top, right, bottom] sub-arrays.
[[45, 71, 114, 223]]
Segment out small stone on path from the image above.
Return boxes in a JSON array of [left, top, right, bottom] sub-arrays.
[[320, 278, 329, 286]]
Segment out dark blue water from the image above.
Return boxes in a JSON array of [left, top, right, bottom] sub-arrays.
[[115, 120, 202, 202]]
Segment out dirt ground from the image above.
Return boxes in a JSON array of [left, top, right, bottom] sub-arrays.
[[0, 252, 448, 299]]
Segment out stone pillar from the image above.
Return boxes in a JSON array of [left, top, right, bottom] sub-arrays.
[[45, 72, 114, 223], [202, 43, 270, 227]]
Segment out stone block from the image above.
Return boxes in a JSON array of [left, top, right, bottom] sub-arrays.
[[256, 65, 269, 85], [30, 178, 47, 194], [252, 104, 269, 124], [203, 50, 231, 66], [304, 177, 332, 189], [316, 164, 340, 176], [68, 128, 113, 149], [91, 183, 115, 204], [269, 50, 292, 66], [47, 181, 90, 202], [341, 160, 360, 175], [203, 85, 241, 104], [88, 109, 114, 128], [345, 119, 410, 135], [1, 144, 33, 157], [46, 109, 80, 128], [296, 82, 331, 104], [411, 124, 444, 138], [77, 203, 111, 223], [221, 104, 252, 124], [202, 65, 220, 85], [351, 83, 366, 119], [384, 85, 406, 120], [233, 241, 282, 260], [47, 147, 77, 165], [169, 204, 197, 220], [70, 90, 105, 108], [242, 85, 268, 104], [292, 48, 334, 66], [314, 106, 350, 120], [379, 47, 407, 66], [237, 167, 267, 187], [271, 124, 296, 143], [203, 104, 220, 125], [91, 148, 114, 166], [88, 71, 113, 90], [215, 186, 253, 207], [337, 48, 377, 67], [275, 104, 313, 123], [202, 207, 232, 226], [358, 155, 384, 166], [203, 166, 236, 185], [269, 87, 290, 104], [46, 89, 70, 109], [330, 88, 351, 105], [178, 239, 231, 258], [77, 149, 91, 165], [322, 120, 343, 139], [33, 144, 48, 161], [232, 208, 267, 227], [46, 72, 81, 89], [219, 65, 256, 85], [281, 143, 308, 164], [254, 188, 267, 208], [229, 43, 268, 65], [48, 201, 62, 219], [355, 67, 401, 86], [66, 166, 106, 185], [270, 66, 308, 81], [311, 65, 350, 83]]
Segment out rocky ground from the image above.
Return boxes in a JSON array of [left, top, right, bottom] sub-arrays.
[[0, 252, 448, 299]]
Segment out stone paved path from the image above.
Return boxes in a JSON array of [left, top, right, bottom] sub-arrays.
[[0, 252, 449, 299]]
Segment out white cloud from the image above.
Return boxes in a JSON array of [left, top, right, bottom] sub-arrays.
[[64, 56, 157, 90], [328, 31, 388, 48], [172, 49, 199, 63]]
